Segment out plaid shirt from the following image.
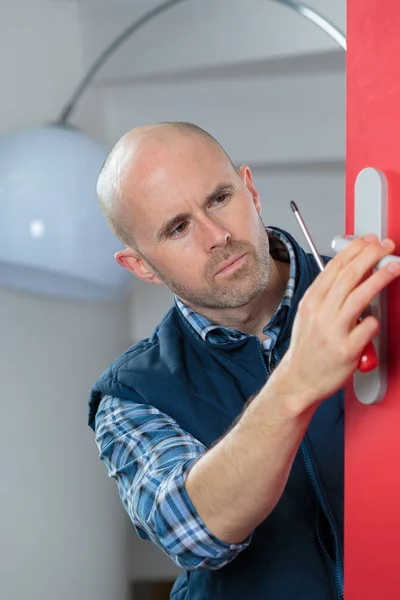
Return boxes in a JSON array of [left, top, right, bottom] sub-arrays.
[[95, 228, 297, 570]]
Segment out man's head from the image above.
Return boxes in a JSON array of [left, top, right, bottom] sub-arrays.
[[96, 121, 271, 311]]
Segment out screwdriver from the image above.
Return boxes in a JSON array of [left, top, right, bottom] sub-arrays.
[[290, 200, 378, 373]]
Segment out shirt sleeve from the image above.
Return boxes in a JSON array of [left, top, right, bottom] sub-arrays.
[[95, 395, 252, 571]]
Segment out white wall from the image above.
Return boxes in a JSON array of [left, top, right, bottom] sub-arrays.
[[0, 2, 130, 599], [80, 0, 345, 81], [77, 0, 346, 585], [1, 287, 131, 600], [0, 1, 82, 132]]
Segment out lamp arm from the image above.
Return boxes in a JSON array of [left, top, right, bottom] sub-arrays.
[[57, 0, 346, 125]]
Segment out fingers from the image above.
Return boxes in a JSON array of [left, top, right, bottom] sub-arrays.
[[341, 259, 400, 328], [321, 237, 397, 312], [348, 316, 380, 359], [309, 234, 379, 301]]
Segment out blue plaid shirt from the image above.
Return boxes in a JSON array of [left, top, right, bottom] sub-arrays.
[[95, 229, 297, 570]]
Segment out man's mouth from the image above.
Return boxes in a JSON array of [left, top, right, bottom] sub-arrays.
[[215, 254, 247, 276]]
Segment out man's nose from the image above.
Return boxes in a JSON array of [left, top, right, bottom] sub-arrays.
[[199, 215, 231, 251]]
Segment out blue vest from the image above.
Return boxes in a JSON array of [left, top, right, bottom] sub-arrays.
[[89, 228, 344, 600]]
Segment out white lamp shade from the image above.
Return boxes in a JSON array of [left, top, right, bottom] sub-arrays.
[[0, 125, 131, 300]]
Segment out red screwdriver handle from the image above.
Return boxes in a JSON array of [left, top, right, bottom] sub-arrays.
[[358, 339, 379, 372]]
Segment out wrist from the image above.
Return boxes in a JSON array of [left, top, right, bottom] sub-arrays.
[[265, 357, 321, 420]]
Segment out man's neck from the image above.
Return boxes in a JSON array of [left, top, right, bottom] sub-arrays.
[[183, 259, 290, 342]]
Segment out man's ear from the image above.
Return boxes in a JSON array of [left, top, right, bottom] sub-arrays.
[[114, 247, 163, 284], [238, 164, 262, 215]]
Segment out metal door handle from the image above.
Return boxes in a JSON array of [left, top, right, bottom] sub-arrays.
[[331, 168, 390, 405]]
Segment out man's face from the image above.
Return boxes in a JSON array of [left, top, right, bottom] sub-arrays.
[[123, 136, 271, 310]]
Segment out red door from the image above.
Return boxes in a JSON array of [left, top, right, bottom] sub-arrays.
[[346, 1, 400, 597]]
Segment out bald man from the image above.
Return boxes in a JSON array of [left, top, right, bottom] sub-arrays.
[[88, 122, 400, 600]]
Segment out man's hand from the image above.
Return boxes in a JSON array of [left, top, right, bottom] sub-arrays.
[[275, 234, 400, 409]]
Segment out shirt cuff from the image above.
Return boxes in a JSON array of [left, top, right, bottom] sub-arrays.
[[147, 458, 253, 570]]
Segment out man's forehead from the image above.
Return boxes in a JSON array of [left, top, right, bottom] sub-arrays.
[[136, 173, 237, 216], [125, 141, 234, 202], [118, 129, 237, 235]]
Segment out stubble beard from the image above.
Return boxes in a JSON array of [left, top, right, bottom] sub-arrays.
[[149, 223, 271, 310]]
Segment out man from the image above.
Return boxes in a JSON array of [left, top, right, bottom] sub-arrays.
[[89, 122, 400, 600]]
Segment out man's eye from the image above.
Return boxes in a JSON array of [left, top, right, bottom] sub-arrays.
[[211, 194, 229, 206], [170, 222, 188, 237]]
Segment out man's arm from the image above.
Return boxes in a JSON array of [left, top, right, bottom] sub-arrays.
[[185, 235, 400, 543], [95, 396, 252, 570]]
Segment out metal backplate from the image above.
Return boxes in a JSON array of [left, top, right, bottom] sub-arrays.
[[354, 167, 388, 404]]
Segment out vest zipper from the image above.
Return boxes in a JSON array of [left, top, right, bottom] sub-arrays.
[[256, 339, 343, 599], [301, 439, 344, 599], [256, 338, 270, 375]]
